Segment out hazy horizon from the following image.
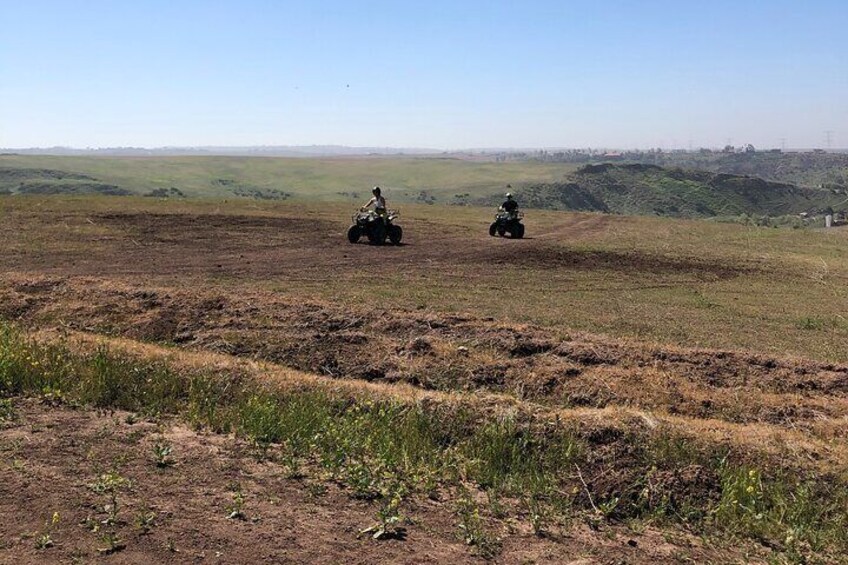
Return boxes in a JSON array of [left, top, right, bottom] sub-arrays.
[[2, 0, 846, 150]]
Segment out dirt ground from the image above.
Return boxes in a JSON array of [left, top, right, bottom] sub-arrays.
[[1, 399, 745, 565], [1, 207, 746, 280], [1, 201, 846, 563]]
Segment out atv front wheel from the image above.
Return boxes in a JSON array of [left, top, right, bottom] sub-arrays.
[[489, 222, 498, 237], [347, 225, 361, 243], [388, 225, 403, 245], [511, 223, 525, 239]]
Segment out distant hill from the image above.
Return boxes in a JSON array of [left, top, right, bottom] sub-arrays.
[[512, 163, 845, 218], [0, 167, 131, 196], [646, 151, 848, 189]]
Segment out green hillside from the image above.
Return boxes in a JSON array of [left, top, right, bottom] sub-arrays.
[[647, 151, 848, 188], [0, 154, 575, 202], [515, 163, 845, 219]]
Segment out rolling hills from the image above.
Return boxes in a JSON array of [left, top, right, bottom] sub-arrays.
[[517, 163, 845, 218], [3, 154, 846, 223]]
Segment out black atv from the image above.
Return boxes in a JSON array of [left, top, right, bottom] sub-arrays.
[[489, 209, 524, 238], [348, 209, 403, 245]]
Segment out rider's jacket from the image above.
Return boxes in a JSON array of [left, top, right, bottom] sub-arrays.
[[502, 199, 518, 213]]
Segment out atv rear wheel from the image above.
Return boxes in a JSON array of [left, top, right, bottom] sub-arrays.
[[347, 225, 361, 243], [388, 225, 403, 245], [511, 223, 525, 239], [497, 227, 506, 237], [489, 222, 498, 237]]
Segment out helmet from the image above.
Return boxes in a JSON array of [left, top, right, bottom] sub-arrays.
[[372, 186, 381, 195], [505, 192, 513, 199]]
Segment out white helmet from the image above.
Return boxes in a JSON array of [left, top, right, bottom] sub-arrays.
[[505, 192, 513, 199]]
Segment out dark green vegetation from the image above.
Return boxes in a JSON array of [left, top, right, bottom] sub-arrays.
[[519, 163, 844, 219], [0, 167, 131, 196], [1, 323, 846, 562], [528, 148, 848, 189], [643, 150, 848, 190]]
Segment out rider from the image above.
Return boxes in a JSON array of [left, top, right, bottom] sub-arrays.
[[361, 186, 387, 222], [500, 192, 518, 218]]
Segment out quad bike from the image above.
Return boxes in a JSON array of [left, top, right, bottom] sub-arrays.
[[348, 209, 403, 245], [489, 209, 525, 238]]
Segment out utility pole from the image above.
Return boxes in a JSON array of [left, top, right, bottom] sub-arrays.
[[780, 138, 786, 152], [824, 130, 834, 149]]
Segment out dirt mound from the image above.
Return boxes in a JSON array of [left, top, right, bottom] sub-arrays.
[[4, 276, 847, 448]]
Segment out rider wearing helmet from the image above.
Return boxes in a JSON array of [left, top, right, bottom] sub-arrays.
[[501, 192, 518, 217], [362, 186, 387, 217]]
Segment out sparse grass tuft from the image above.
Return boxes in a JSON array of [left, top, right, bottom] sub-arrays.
[[152, 440, 174, 468]]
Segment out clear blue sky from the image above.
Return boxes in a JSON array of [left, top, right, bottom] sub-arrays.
[[1, 0, 846, 149]]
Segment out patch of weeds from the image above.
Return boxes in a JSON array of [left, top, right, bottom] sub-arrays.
[[360, 480, 408, 540], [692, 291, 720, 309], [4, 322, 848, 558], [152, 440, 174, 468], [34, 511, 60, 550], [88, 470, 131, 526], [456, 487, 501, 559], [0, 398, 16, 422], [186, 373, 238, 433], [82, 348, 184, 416], [524, 490, 551, 537], [280, 450, 304, 479], [97, 531, 124, 554], [794, 317, 826, 331], [307, 481, 328, 497], [226, 485, 246, 520], [712, 465, 848, 560], [134, 508, 157, 534], [40, 385, 68, 406], [486, 488, 508, 520], [463, 416, 578, 496]]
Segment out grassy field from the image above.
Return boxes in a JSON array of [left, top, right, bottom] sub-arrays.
[[0, 154, 578, 202]]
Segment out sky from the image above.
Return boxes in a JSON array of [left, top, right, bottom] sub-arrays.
[[1, 0, 846, 150]]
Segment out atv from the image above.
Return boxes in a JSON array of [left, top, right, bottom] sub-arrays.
[[348, 209, 403, 245], [489, 209, 525, 238]]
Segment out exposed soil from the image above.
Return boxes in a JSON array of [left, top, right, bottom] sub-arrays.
[[0, 204, 844, 563], [0, 399, 743, 564], [0, 209, 753, 281]]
